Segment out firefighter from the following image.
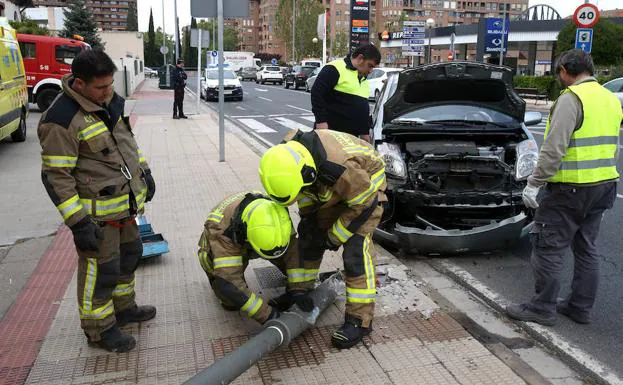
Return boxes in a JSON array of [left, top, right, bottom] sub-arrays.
[[38, 50, 156, 353], [173, 58, 188, 119], [259, 129, 386, 349], [198, 191, 314, 324]]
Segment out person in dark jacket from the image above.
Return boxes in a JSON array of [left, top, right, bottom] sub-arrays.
[[310, 44, 381, 142], [173, 58, 187, 119]]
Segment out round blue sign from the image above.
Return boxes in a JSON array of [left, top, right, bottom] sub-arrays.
[[211, 50, 218, 57], [271, 58, 278, 65]]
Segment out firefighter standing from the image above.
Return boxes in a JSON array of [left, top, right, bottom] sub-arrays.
[[198, 192, 313, 324], [507, 50, 622, 326], [259, 129, 386, 349], [173, 58, 188, 119], [311, 44, 381, 142], [38, 50, 156, 353]]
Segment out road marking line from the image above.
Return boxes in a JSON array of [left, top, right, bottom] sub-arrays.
[[530, 131, 544, 136], [271, 117, 313, 132], [229, 114, 265, 118], [236, 106, 246, 110], [287, 105, 312, 113], [238, 118, 277, 133], [258, 96, 273, 102], [255, 88, 268, 92], [301, 115, 316, 122], [617, 194, 623, 199]]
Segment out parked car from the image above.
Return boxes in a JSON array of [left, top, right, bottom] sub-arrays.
[[603, 77, 623, 107], [256, 65, 283, 85], [144, 67, 158, 78], [301, 59, 322, 68], [200, 68, 243, 101], [305, 66, 322, 92], [284, 65, 316, 90], [367, 67, 402, 101], [371, 62, 543, 255], [239, 66, 257, 81]]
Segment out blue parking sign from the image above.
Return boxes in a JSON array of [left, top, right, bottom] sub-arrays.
[[271, 58, 278, 65], [575, 28, 593, 53]]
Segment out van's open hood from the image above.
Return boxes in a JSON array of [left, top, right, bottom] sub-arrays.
[[383, 62, 526, 124]]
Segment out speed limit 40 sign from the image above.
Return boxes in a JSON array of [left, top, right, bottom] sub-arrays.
[[573, 3, 600, 28]]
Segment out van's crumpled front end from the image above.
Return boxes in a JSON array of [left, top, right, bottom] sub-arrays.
[[372, 62, 541, 254]]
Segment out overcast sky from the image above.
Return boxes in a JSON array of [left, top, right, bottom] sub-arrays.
[[138, 0, 622, 34]]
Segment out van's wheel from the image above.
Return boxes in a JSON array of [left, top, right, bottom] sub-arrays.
[[36, 88, 59, 111], [11, 110, 27, 142]]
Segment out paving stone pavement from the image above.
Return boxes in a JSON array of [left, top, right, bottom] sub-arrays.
[[13, 80, 532, 385]]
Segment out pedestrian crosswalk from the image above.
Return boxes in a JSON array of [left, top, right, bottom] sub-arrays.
[[234, 114, 314, 134]]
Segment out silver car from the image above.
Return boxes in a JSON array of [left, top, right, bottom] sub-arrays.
[[305, 67, 322, 92], [372, 62, 543, 255], [603, 77, 623, 107]]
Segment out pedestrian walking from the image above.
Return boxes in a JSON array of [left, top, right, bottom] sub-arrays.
[[506, 49, 623, 326], [197, 191, 314, 324], [259, 129, 386, 349], [173, 58, 188, 119], [38, 50, 157, 352], [311, 44, 381, 143]]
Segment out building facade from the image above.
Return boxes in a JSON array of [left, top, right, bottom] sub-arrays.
[[0, 1, 22, 21], [33, 0, 136, 31], [233, 0, 260, 53]]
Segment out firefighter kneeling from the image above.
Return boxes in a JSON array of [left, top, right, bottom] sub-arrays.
[[259, 129, 386, 349], [197, 192, 315, 324]]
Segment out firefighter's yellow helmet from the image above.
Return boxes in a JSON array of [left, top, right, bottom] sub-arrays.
[[242, 198, 292, 259], [259, 141, 317, 206]]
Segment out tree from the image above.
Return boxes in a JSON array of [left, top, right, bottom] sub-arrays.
[[556, 19, 623, 66], [61, 0, 103, 49], [331, 30, 348, 58], [126, 0, 138, 32], [145, 8, 158, 67], [276, 0, 324, 63], [9, 17, 50, 35], [196, 20, 239, 51]]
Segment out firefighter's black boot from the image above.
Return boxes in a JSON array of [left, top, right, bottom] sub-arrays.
[[116, 304, 157, 326], [331, 315, 371, 350], [87, 325, 136, 353]]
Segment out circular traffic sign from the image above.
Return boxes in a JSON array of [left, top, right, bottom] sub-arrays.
[[573, 3, 600, 28], [271, 58, 278, 65], [211, 50, 218, 57], [159, 46, 169, 55]]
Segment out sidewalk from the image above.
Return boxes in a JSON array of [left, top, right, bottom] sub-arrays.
[[3, 80, 534, 385]]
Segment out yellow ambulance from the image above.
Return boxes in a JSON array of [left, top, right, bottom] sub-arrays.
[[0, 18, 28, 142]]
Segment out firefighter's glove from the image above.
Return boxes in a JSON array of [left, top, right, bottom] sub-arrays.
[[324, 234, 341, 251], [269, 290, 314, 312], [71, 217, 104, 252], [263, 307, 280, 324], [143, 169, 156, 202], [522, 184, 540, 209]]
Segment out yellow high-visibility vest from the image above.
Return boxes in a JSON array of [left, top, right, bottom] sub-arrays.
[[545, 80, 622, 184], [328, 59, 370, 99]]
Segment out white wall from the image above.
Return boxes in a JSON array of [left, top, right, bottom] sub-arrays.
[[101, 31, 144, 61], [113, 57, 145, 98], [3, 2, 21, 21]]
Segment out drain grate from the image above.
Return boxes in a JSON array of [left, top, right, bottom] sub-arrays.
[[253, 266, 287, 289]]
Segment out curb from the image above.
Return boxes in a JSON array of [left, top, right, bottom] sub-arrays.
[[431, 260, 623, 385]]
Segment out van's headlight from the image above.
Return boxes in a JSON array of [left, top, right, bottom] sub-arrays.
[[515, 139, 539, 180], [376, 142, 407, 179]]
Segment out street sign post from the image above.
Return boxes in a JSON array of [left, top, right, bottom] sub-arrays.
[[575, 28, 593, 53], [484, 18, 509, 56], [402, 21, 425, 59], [192, 0, 249, 162]]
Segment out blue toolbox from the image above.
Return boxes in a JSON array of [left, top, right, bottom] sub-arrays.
[[136, 215, 169, 260]]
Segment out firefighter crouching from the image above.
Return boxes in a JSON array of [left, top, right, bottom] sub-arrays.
[[198, 192, 314, 324], [259, 129, 386, 349], [38, 50, 156, 353]]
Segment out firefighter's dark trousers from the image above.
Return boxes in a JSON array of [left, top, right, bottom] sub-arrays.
[[173, 88, 185, 117], [76, 221, 142, 341], [529, 182, 616, 316], [298, 200, 384, 328]]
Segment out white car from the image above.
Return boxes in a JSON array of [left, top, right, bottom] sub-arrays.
[[367, 67, 402, 101], [201, 68, 243, 101], [144, 67, 158, 78], [603, 77, 623, 107], [256, 65, 284, 85]]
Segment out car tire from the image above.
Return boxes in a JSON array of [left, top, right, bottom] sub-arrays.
[[294, 83, 299, 90], [279, 81, 283, 85], [261, 79, 265, 85], [238, 96, 243, 101], [375, 89, 381, 102], [10, 110, 27, 142], [284, 81, 289, 89], [256, 79, 259, 84], [36, 88, 59, 112]]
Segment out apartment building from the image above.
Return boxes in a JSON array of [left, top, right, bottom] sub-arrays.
[[231, 0, 260, 53], [33, 0, 136, 31]]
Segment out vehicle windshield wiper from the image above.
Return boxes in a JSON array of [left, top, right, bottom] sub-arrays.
[[423, 119, 514, 128]]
